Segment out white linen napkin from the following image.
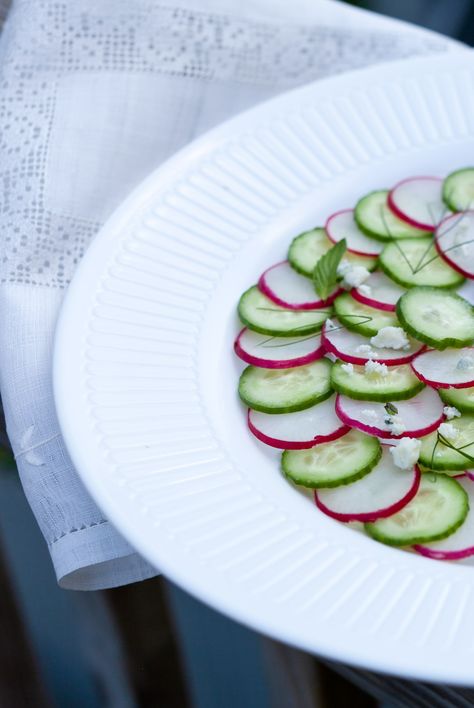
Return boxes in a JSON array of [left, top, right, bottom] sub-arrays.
[[0, 0, 458, 589]]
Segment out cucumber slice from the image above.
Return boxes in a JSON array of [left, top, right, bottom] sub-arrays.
[[288, 227, 377, 277], [282, 428, 381, 488], [379, 238, 464, 289], [239, 358, 332, 413], [334, 293, 398, 337], [439, 386, 474, 413], [331, 360, 424, 402], [365, 474, 468, 546], [418, 465, 464, 478], [288, 228, 329, 277], [396, 287, 474, 349], [419, 415, 474, 471], [443, 167, 474, 212], [238, 286, 328, 337], [355, 190, 428, 241]]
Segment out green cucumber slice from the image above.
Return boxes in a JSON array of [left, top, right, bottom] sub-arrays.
[[365, 473, 468, 546], [331, 360, 424, 402], [379, 238, 464, 289], [396, 287, 474, 349], [419, 414, 474, 470], [439, 386, 474, 413], [355, 190, 428, 241], [288, 227, 377, 277], [282, 429, 381, 488], [443, 167, 474, 212], [334, 293, 398, 337], [239, 358, 332, 413], [418, 465, 464, 478], [238, 286, 328, 337]]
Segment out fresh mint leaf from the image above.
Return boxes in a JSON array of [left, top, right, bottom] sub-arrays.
[[313, 239, 347, 301]]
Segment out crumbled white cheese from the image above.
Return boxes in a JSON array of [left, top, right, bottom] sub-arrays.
[[456, 355, 474, 371], [364, 360, 388, 377], [443, 406, 461, 421], [340, 362, 354, 375], [337, 260, 351, 276], [337, 261, 370, 289], [370, 327, 409, 350], [439, 422, 459, 442], [358, 284, 372, 296], [386, 415, 406, 436], [389, 437, 421, 470], [325, 318, 336, 330], [356, 344, 375, 355], [361, 408, 377, 422]]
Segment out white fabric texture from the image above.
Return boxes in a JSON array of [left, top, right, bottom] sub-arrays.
[[0, 0, 458, 590]]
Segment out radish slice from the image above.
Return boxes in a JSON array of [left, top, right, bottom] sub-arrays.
[[326, 209, 383, 257], [411, 347, 474, 389], [351, 271, 405, 312], [458, 279, 474, 305], [435, 211, 474, 279], [315, 447, 420, 522], [234, 328, 324, 369], [321, 319, 424, 365], [414, 477, 474, 560], [335, 388, 444, 439], [248, 395, 349, 449], [258, 261, 339, 310], [388, 176, 444, 231], [466, 470, 474, 482]]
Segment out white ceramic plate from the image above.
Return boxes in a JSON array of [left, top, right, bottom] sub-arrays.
[[54, 52, 474, 684]]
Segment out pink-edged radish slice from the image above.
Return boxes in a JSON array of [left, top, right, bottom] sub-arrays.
[[351, 271, 405, 312], [335, 387, 444, 439], [321, 319, 424, 365], [435, 211, 474, 279], [315, 447, 420, 522], [466, 470, 474, 481], [388, 176, 444, 231], [325, 209, 383, 257], [258, 261, 340, 310], [413, 477, 474, 560], [411, 347, 474, 389], [248, 395, 349, 450], [234, 328, 324, 369]]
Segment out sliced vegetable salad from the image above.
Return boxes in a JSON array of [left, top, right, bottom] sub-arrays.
[[234, 167, 474, 558]]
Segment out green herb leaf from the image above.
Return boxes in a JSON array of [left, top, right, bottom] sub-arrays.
[[384, 402, 398, 416], [313, 239, 347, 301]]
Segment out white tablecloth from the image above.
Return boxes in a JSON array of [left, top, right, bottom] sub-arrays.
[[0, 0, 458, 589]]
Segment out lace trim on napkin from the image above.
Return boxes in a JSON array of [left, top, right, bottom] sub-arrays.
[[0, 1, 447, 287]]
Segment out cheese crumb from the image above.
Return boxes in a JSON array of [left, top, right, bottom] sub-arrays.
[[337, 261, 370, 289], [439, 422, 459, 442], [340, 362, 354, 375], [389, 437, 421, 470], [358, 284, 372, 296], [443, 406, 461, 421], [387, 415, 406, 436], [364, 360, 388, 377], [370, 326, 409, 350], [456, 355, 474, 371], [356, 344, 375, 355]]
